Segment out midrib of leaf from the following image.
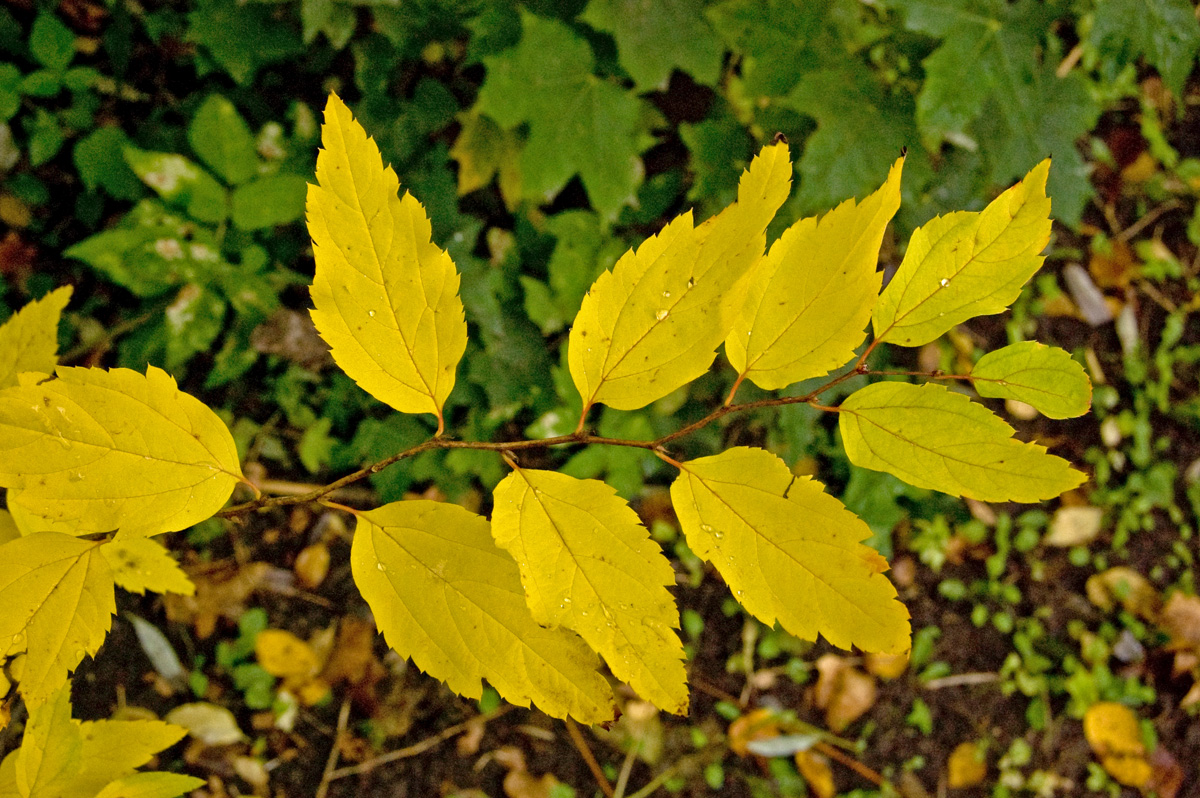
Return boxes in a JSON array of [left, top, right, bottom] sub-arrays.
[[681, 467, 894, 626], [328, 118, 439, 406]]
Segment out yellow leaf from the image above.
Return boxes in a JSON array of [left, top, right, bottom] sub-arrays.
[[4, 685, 199, 798], [0, 533, 115, 708], [569, 142, 791, 413], [492, 469, 688, 714], [0, 366, 242, 538], [794, 751, 835, 798], [728, 158, 903, 391], [947, 741, 987, 788], [838, 382, 1085, 502], [255, 629, 319, 679], [0, 286, 72, 390], [308, 93, 467, 433], [101, 538, 195, 596], [15, 685, 81, 797], [92, 772, 206, 798], [449, 111, 523, 209], [352, 500, 614, 724], [872, 160, 1052, 347], [670, 447, 910, 654], [0, 510, 18, 545], [970, 341, 1092, 419], [1083, 701, 1152, 788]]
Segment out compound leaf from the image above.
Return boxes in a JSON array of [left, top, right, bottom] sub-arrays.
[[0, 533, 115, 708], [569, 142, 791, 413], [492, 469, 688, 714], [670, 447, 910, 654], [308, 93, 468, 433], [0, 286, 72, 390], [728, 157, 903, 391], [838, 381, 1085, 502], [351, 500, 615, 724], [971, 341, 1091, 419], [0, 366, 243, 538], [101, 537, 195, 596], [872, 160, 1051, 347]]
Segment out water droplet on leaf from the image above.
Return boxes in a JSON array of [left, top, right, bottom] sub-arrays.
[[655, 309, 669, 321]]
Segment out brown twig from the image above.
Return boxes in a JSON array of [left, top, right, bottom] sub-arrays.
[[566, 718, 616, 798], [813, 741, 883, 786], [314, 698, 352, 798], [327, 705, 514, 781]]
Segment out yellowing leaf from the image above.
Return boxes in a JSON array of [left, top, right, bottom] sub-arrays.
[[0, 366, 242, 538], [308, 93, 467, 433], [670, 447, 910, 654], [4, 685, 199, 798], [1083, 701, 1152, 788], [838, 382, 1085, 502], [352, 500, 614, 724], [255, 629, 319, 679], [970, 341, 1092, 419], [92, 772, 205, 798], [727, 158, 903, 391], [0, 286, 72, 389], [492, 469, 687, 714], [0, 510, 17, 545], [449, 111, 523, 210], [569, 142, 791, 413], [947, 741, 987, 788], [0, 533, 115, 707], [101, 538, 195, 596], [872, 160, 1052, 347]]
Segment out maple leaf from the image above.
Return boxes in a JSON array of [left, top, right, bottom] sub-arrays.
[[474, 10, 650, 218], [581, 0, 724, 91]]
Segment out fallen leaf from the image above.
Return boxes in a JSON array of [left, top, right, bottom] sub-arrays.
[[1044, 506, 1104, 547], [163, 562, 293, 638], [165, 702, 247, 746], [794, 750, 835, 798], [1082, 701, 1151, 788], [250, 310, 332, 371], [864, 651, 909, 680], [320, 617, 383, 689], [812, 655, 876, 732], [1088, 238, 1137, 289], [727, 708, 779, 756], [1085, 567, 1161, 620], [1146, 746, 1184, 798], [294, 542, 331, 589], [946, 741, 987, 788], [1159, 592, 1200, 651], [256, 629, 329, 705], [493, 746, 565, 798]]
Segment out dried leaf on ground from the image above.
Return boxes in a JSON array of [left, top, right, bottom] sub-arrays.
[[794, 750, 835, 798], [946, 741, 987, 788], [1044, 506, 1104, 547], [250, 309, 332, 371], [165, 702, 247, 746], [163, 562, 293, 639], [1082, 701, 1151, 788], [1085, 567, 1161, 620], [812, 655, 876, 732], [727, 708, 780, 756]]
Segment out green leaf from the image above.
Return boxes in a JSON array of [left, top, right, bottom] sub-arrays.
[[970, 341, 1092, 419], [872, 160, 1051, 348], [74, 127, 143, 200], [186, 0, 303, 84], [448, 110, 523, 208], [27, 109, 64, 166], [0, 64, 22, 120], [474, 10, 649, 218], [163, 284, 226, 371], [728, 157, 903, 391], [679, 108, 752, 208], [705, 0, 828, 96], [29, 13, 75, 71], [1090, 0, 1200, 96], [0, 285, 72, 389], [521, 211, 621, 336], [0, 534, 114, 708], [670, 447, 911, 654], [580, 0, 724, 90], [19, 68, 63, 98], [123, 147, 228, 223], [493, 468, 687, 713], [569, 142, 791, 412], [838, 381, 1086, 502], [781, 61, 918, 215], [93, 772, 206, 798], [231, 173, 308, 229], [188, 95, 260, 185], [351, 500, 615, 724]]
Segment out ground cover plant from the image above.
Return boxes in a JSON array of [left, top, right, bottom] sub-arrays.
[[1, 1, 1199, 797]]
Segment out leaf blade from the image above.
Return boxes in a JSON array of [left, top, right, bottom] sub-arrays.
[[0, 534, 115, 708], [101, 538, 196, 596], [728, 157, 903, 390], [0, 366, 242, 538], [569, 142, 791, 411], [670, 447, 910, 654], [492, 469, 688, 714], [871, 160, 1052, 347], [971, 341, 1091, 419], [351, 500, 614, 724], [838, 381, 1085, 502], [308, 93, 468, 431], [0, 286, 72, 390]]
